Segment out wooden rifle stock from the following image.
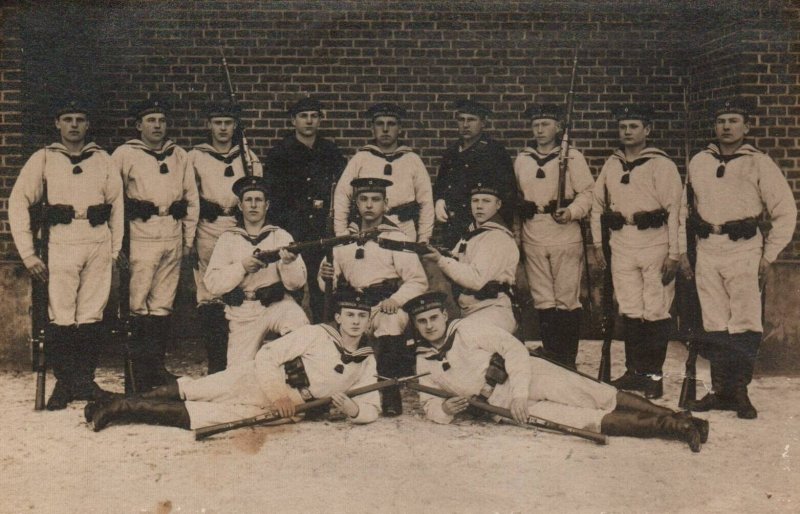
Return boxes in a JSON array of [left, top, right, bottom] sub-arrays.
[[195, 372, 429, 440], [220, 48, 255, 177], [30, 157, 49, 411], [406, 381, 607, 445]]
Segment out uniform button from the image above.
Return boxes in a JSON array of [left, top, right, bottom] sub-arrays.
[[306, 177, 311, 182]]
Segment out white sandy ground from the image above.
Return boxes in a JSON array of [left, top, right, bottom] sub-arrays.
[[2, 341, 799, 514]]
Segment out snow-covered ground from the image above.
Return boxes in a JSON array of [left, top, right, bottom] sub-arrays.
[[2, 340, 798, 514]]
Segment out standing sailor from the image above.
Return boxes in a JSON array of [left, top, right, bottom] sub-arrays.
[[189, 99, 263, 373], [590, 104, 682, 399], [112, 96, 199, 392], [515, 104, 595, 367], [9, 97, 123, 408]]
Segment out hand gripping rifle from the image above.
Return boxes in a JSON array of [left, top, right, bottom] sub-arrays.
[[597, 182, 615, 383], [252, 229, 380, 265], [220, 48, 255, 177], [29, 159, 49, 410], [678, 87, 701, 409], [405, 381, 607, 445], [195, 372, 429, 440]]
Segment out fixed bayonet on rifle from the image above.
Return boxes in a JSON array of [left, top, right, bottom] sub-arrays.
[[678, 86, 700, 409], [556, 46, 579, 211], [406, 381, 607, 445], [195, 372, 430, 440], [220, 48, 255, 177], [30, 160, 49, 411], [597, 183, 615, 383], [252, 229, 380, 266]]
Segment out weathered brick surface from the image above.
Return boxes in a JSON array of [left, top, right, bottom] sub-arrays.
[[0, 0, 798, 260]]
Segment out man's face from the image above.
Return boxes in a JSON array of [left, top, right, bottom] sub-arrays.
[[55, 113, 89, 146], [207, 117, 236, 146], [335, 308, 371, 338], [618, 119, 650, 148], [531, 118, 560, 147], [471, 193, 501, 224], [238, 190, 268, 225], [136, 113, 167, 147], [413, 308, 448, 343], [355, 191, 387, 221], [457, 113, 485, 142], [715, 113, 749, 147], [292, 110, 321, 138], [371, 115, 400, 150]]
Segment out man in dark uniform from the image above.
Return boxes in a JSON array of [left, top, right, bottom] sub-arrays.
[[434, 99, 516, 247], [265, 97, 347, 323]]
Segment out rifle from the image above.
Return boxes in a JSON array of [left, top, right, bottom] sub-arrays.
[[406, 381, 607, 445], [375, 239, 454, 259], [322, 180, 337, 321], [678, 86, 701, 409], [252, 229, 379, 265], [195, 372, 429, 440], [118, 209, 137, 395], [597, 183, 614, 383], [220, 48, 255, 177], [556, 46, 579, 211], [30, 159, 49, 411]]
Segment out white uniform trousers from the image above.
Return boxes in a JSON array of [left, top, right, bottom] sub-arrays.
[[610, 242, 674, 321], [461, 297, 517, 335], [695, 245, 762, 333], [48, 238, 112, 326], [369, 308, 409, 338], [523, 240, 583, 311], [226, 297, 309, 366], [525, 358, 618, 432], [129, 238, 182, 316], [178, 361, 303, 429]]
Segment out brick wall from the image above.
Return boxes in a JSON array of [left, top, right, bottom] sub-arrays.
[[1, 0, 798, 260]]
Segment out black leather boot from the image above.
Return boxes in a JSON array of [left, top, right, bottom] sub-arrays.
[[536, 308, 558, 360], [141, 381, 181, 400], [89, 397, 191, 432], [601, 409, 702, 452], [373, 335, 405, 417], [730, 331, 761, 420], [639, 319, 671, 400], [148, 315, 179, 387], [125, 316, 155, 394], [611, 316, 645, 391], [689, 332, 736, 412], [198, 303, 228, 374], [553, 309, 581, 369], [616, 391, 709, 443], [72, 322, 116, 402], [45, 324, 77, 410]]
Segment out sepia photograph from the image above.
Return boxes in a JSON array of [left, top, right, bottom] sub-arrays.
[[0, 1, 798, 512]]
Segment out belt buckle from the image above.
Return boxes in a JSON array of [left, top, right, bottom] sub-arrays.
[[73, 210, 88, 220], [221, 207, 236, 216], [158, 206, 170, 216], [711, 225, 723, 235], [299, 388, 314, 401], [243, 291, 257, 301]]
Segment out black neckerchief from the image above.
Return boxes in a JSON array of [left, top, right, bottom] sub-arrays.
[[230, 225, 277, 246], [706, 143, 749, 178], [320, 323, 373, 366], [47, 143, 103, 174], [360, 145, 411, 163]]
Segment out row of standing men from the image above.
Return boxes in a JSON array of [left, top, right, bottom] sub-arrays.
[[9, 94, 796, 424]]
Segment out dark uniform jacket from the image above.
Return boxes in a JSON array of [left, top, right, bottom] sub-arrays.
[[434, 134, 516, 242], [265, 133, 346, 242]]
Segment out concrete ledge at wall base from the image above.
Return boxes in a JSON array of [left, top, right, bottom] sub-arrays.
[[0, 260, 798, 375]]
